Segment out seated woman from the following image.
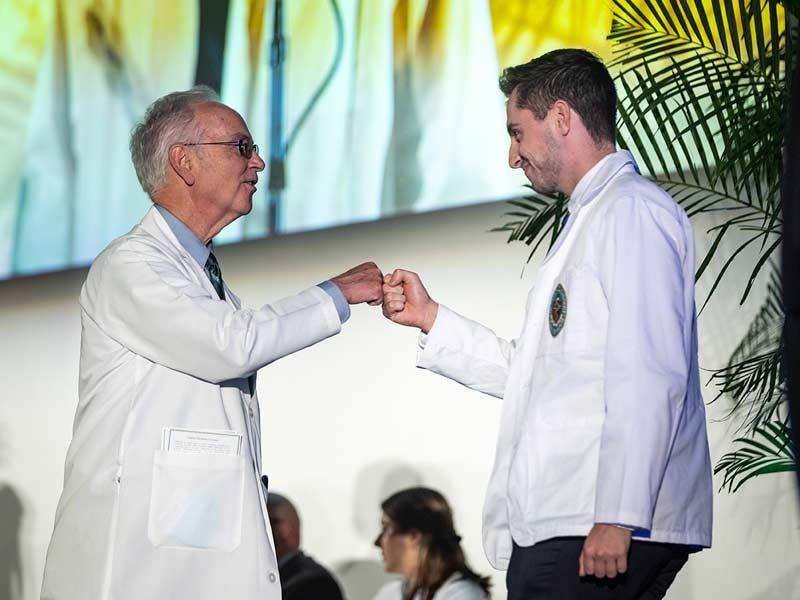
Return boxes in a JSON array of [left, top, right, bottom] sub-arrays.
[[373, 487, 491, 600]]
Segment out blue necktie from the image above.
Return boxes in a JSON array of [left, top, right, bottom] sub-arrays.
[[204, 252, 225, 300]]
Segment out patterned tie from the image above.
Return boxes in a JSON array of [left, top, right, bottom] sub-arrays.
[[204, 252, 225, 300]]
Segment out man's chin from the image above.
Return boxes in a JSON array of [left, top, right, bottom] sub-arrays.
[[528, 180, 557, 195], [237, 198, 254, 216]]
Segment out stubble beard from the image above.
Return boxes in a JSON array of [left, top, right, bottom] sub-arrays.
[[527, 131, 562, 195]]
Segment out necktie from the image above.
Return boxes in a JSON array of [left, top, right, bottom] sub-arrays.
[[204, 252, 226, 300]]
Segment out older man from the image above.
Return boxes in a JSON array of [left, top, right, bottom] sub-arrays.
[[267, 492, 344, 600], [41, 87, 382, 600], [382, 49, 713, 599]]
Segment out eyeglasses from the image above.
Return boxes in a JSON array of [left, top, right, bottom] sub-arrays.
[[182, 138, 259, 158], [375, 522, 397, 542]]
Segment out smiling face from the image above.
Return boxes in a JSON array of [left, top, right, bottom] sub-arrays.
[[188, 103, 265, 227], [506, 88, 563, 194]]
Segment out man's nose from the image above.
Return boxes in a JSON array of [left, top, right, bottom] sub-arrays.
[[508, 142, 522, 169], [250, 149, 266, 172]]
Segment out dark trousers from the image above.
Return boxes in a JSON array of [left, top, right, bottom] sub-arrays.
[[507, 538, 690, 600]]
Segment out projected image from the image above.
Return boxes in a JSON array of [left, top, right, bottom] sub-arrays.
[[0, 0, 614, 279]]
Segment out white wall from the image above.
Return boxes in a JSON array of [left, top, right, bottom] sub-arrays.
[[0, 201, 798, 600]]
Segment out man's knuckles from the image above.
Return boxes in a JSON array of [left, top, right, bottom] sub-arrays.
[[589, 551, 622, 560]]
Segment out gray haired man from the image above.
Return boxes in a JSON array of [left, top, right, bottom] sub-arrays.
[[41, 87, 382, 600]]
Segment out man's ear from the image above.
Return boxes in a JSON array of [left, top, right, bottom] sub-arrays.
[[168, 144, 196, 186], [552, 100, 571, 136]]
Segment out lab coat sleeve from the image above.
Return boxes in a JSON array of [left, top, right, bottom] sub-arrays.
[[416, 304, 516, 398], [81, 238, 342, 383], [593, 194, 691, 531]]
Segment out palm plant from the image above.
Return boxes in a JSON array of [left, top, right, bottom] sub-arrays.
[[494, 0, 795, 491]]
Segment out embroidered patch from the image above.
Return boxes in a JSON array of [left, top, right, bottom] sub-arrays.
[[548, 283, 567, 337]]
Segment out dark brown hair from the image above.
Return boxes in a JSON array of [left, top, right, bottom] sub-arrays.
[[499, 48, 616, 145], [381, 487, 490, 600]]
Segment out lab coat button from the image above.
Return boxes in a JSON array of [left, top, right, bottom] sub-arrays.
[[268, 572, 277, 583], [248, 407, 254, 418]]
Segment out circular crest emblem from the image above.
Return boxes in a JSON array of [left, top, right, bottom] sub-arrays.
[[548, 283, 567, 337]]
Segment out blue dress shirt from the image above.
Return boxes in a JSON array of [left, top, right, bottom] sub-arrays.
[[155, 205, 350, 323]]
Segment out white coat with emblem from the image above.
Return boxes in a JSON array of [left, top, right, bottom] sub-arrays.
[[417, 151, 713, 570], [41, 206, 342, 599]]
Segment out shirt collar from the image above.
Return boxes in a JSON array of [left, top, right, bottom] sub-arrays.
[[567, 150, 638, 215], [155, 204, 211, 267]]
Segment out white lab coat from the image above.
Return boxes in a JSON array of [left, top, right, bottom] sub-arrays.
[[41, 206, 342, 600], [417, 152, 713, 570], [373, 574, 487, 600]]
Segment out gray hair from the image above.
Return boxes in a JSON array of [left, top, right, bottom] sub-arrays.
[[130, 86, 219, 197]]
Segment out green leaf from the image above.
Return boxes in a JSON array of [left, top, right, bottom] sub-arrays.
[[714, 421, 795, 492], [610, 0, 787, 298], [740, 235, 781, 303], [492, 191, 568, 266], [707, 267, 785, 431]]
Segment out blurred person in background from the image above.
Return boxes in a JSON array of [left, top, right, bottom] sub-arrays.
[[267, 492, 345, 600], [373, 487, 490, 600]]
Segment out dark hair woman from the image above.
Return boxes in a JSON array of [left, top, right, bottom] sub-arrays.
[[372, 487, 491, 600]]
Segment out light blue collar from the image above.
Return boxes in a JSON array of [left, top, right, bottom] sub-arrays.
[[155, 205, 211, 267]]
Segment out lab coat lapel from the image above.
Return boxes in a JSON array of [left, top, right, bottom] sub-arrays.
[[501, 158, 631, 517], [142, 207, 239, 307], [143, 208, 255, 420]]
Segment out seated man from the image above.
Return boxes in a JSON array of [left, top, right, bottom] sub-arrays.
[[268, 492, 345, 600]]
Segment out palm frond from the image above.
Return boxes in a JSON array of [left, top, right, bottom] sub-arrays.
[[611, 0, 787, 304], [491, 190, 567, 267], [714, 421, 795, 492], [614, 16, 784, 203], [610, 0, 786, 82], [658, 181, 735, 217], [707, 267, 786, 431], [697, 215, 780, 311]]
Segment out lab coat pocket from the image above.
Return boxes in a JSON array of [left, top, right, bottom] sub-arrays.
[[530, 422, 601, 520], [148, 450, 245, 552]]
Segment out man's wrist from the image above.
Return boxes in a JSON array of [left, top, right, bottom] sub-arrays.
[[598, 523, 635, 532], [317, 280, 350, 323], [421, 302, 439, 334]]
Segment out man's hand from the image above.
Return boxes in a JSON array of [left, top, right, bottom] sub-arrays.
[[331, 262, 383, 305], [579, 524, 632, 579], [382, 269, 438, 333]]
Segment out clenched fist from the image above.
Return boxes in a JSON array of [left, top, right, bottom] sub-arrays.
[[331, 262, 383, 305], [579, 524, 632, 579], [381, 269, 438, 333]]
